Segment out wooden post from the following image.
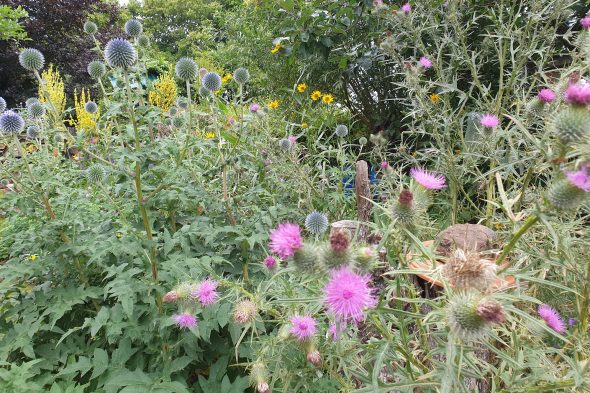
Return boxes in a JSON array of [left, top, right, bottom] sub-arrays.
[[355, 160, 372, 242]]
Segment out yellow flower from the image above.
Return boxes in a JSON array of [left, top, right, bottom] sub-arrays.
[[322, 94, 334, 104], [204, 131, 216, 139], [149, 73, 178, 112], [495, 223, 504, 230], [29, 254, 38, 261], [116, 232, 123, 239], [301, 122, 309, 129], [39, 65, 65, 114], [430, 93, 440, 103], [222, 73, 232, 83], [71, 88, 98, 133], [271, 43, 281, 54], [297, 83, 307, 93], [310, 90, 322, 101], [268, 100, 279, 109]]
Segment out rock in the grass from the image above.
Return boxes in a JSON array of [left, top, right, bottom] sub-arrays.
[[435, 224, 496, 257]]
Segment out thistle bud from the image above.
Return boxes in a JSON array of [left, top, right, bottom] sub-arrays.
[[548, 166, 590, 210], [249, 362, 269, 392], [447, 292, 506, 341], [163, 290, 178, 303], [476, 300, 506, 324], [306, 349, 321, 366], [233, 299, 258, 324], [392, 189, 415, 227], [292, 243, 319, 270], [552, 107, 590, 143]]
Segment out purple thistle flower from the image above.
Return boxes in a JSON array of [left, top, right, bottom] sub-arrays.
[[264, 255, 277, 269], [192, 279, 219, 306], [480, 114, 500, 129], [380, 161, 389, 169], [288, 135, 297, 144], [249, 103, 260, 113], [537, 88, 556, 103], [269, 223, 303, 259], [324, 266, 376, 322], [173, 313, 198, 329], [410, 167, 447, 190], [418, 56, 432, 69], [290, 315, 317, 341], [565, 165, 590, 192], [538, 304, 566, 334], [581, 16, 590, 29], [564, 83, 590, 105], [401, 3, 411, 13], [199, 67, 207, 77]]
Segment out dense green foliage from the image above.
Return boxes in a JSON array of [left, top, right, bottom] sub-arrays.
[[1, 1, 590, 392]]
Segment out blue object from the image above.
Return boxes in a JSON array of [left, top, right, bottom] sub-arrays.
[[342, 164, 378, 197]]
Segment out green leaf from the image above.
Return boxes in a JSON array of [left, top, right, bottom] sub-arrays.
[[91, 348, 109, 379]]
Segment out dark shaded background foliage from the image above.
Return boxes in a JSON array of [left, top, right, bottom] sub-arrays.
[[0, 0, 121, 106]]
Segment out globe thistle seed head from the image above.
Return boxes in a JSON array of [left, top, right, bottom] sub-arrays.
[[233, 67, 250, 84], [124, 19, 143, 37], [442, 249, 498, 291], [176, 97, 188, 109], [233, 299, 258, 324], [25, 97, 40, 108], [292, 243, 320, 270], [305, 211, 329, 235], [53, 134, 65, 144], [199, 86, 212, 98], [168, 106, 178, 116], [330, 230, 350, 253], [26, 125, 40, 139], [27, 102, 45, 119], [202, 72, 222, 91], [104, 38, 137, 69], [0, 110, 25, 135], [0, 97, 6, 114], [87, 61, 107, 80], [19, 48, 45, 72], [84, 20, 98, 35], [86, 164, 107, 184], [359, 137, 367, 145], [172, 115, 185, 128], [278, 138, 292, 151], [175, 57, 198, 81], [447, 291, 491, 342], [552, 106, 590, 143], [335, 124, 348, 137], [84, 101, 98, 114], [476, 300, 506, 325], [137, 35, 150, 47]]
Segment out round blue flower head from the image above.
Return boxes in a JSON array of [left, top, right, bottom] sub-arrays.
[[104, 38, 137, 69], [19, 48, 45, 72], [202, 72, 222, 91], [0, 110, 25, 135]]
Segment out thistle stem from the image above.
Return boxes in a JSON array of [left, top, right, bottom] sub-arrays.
[[123, 70, 158, 285], [496, 214, 539, 269]]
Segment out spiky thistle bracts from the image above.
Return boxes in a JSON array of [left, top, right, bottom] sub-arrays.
[[233, 67, 250, 85], [442, 249, 498, 291], [83, 20, 98, 35], [27, 102, 45, 119], [124, 19, 143, 37], [87, 61, 106, 80], [392, 189, 415, 227], [0, 97, 6, 114], [202, 72, 222, 91], [305, 211, 329, 235], [547, 166, 590, 209], [447, 291, 506, 341]]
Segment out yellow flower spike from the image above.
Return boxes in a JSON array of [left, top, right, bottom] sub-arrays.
[[148, 73, 178, 112], [310, 90, 322, 101], [297, 83, 307, 93], [322, 94, 334, 104], [268, 100, 279, 109], [39, 65, 65, 114], [430, 93, 440, 103], [71, 88, 99, 133], [301, 122, 309, 129]]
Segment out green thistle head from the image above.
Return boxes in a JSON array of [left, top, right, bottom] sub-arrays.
[[87, 61, 107, 80], [27, 102, 45, 120], [175, 57, 198, 81], [84, 21, 98, 35], [552, 106, 590, 144], [104, 38, 137, 69], [19, 48, 45, 72], [86, 164, 107, 184], [124, 19, 143, 37], [292, 243, 320, 270], [233, 67, 250, 85]]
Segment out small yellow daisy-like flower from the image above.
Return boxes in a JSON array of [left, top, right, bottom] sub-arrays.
[[271, 43, 281, 54], [72, 154, 80, 161], [297, 83, 307, 93], [204, 131, 216, 139], [310, 90, 322, 101], [116, 232, 123, 239], [322, 94, 334, 104], [222, 73, 232, 83], [430, 93, 440, 103], [494, 223, 504, 230], [29, 254, 38, 261], [268, 100, 279, 109], [301, 122, 309, 129]]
